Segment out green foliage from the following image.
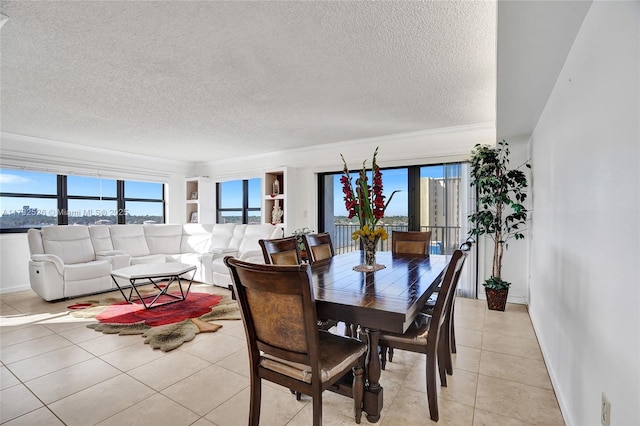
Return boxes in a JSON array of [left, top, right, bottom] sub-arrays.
[[483, 277, 511, 290], [292, 227, 313, 251], [468, 140, 530, 285]]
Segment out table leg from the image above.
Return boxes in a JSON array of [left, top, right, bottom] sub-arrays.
[[144, 274, 193, 308], [130, 277, 157, 308], [112, 275, 129, 302], [363, 328, 383, 422], [112, 273, 193, 309]]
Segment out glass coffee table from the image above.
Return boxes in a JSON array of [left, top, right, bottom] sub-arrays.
[[111, 263, 197, 309]]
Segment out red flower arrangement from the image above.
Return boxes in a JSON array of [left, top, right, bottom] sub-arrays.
[[340, 147, 399, 241]]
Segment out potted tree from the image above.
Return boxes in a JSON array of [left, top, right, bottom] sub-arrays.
[[468, 140, 530, 311]]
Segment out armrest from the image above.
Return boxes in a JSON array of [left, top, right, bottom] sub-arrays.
[[207, 248, 239, 261], [202, 249, 239, 266], [96, 252, 131, 270], [31, 254, 64, 275]]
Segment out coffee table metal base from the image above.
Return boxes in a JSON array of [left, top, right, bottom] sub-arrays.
[[111, 264, 197, 309]]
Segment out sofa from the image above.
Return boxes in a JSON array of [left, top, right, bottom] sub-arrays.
[[27, 223, 283, 301]]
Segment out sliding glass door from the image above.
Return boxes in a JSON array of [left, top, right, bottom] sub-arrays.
[[420, 163, 475, 297], [319, 168, 407, 253], [419, 164, 464, 255], [319, 161, 476, 297]]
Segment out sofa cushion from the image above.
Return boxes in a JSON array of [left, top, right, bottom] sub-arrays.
[[210, 224, 237, 249], [89, 225, 114, 252], [64, 260, 112, 281], [41, 226, 95, 265], [181, 223, 215, 254], [177, 252, 201, 265], [96, 253, 130, 270], [210, 256, 233, 286], [144, 224, 183, 254], [237, 224, 283, 254], [27, 229, 45, 255], [229, 224, 247, 251], [109, 225, 151, 257], [64, 262, 113, 299]]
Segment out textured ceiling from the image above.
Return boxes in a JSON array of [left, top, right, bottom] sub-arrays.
[[0, 1, 496, 163]]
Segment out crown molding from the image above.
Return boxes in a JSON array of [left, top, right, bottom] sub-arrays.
[[194, 122, 495, 174], [0, 132, 191, 180]]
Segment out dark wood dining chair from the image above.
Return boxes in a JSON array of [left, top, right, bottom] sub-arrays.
[[387, 237, 474, 372], [259, 236, 302, 265], [260, 236, 337, 335], [302, 232, 357, 336], [391, 230, 432, 255], [302, 232, 335, 264], [385, 230, 433, 360], [224, 257, 367, 426], [421, 238, 474, 374], [378, 248, 468, 422], [431, 240, 473, 379]]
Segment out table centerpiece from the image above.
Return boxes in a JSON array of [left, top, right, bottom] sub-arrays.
[[340, 147, 399, 271]]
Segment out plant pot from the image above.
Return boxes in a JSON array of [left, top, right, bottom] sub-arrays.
[[485, 288, 509, 311]]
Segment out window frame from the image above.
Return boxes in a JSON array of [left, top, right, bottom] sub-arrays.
[[216, 178, 261, 224], [317, 161, 467, 251], [0, 169, 165, 233]]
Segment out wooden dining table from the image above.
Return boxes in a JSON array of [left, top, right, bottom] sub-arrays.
[[309, 250, 448, 423]]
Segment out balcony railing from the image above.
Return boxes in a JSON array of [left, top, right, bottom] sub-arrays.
[[331, 224, 462, 255]]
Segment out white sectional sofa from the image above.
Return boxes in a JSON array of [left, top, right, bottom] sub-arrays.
[[27, 223, 283, 301]]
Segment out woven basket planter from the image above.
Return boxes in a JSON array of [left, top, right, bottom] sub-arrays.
[[485, 288, 509, 311]]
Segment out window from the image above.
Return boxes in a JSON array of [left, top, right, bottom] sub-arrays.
[[247, 178, 262, 224], [0, 170, 58, 230], [319, 164, 467, 253], [67, 175, 118, 225], [319, 167, 407, 253], [123, 181, 164, 224], [216, 178, 261, 224], [419, 164, 464, 255], [319, 161, 475, 296], [0, 168, 165, 231]]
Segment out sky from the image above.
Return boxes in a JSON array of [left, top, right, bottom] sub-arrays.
[[332, 165, 451, 216], [0, 170, 163, 216]]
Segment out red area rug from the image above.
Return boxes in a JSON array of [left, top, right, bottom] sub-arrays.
[[69, 291, 241, 351], [94, 292, 223, 326]]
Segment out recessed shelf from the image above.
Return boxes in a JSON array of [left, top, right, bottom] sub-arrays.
[[185, 177, 215, 224]]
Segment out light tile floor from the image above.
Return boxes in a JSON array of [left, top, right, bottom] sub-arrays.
[[0, 284, 565, 425]]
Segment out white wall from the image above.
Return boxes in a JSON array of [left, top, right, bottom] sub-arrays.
[[0, 133, 192, 293], [0, 233, 31, 293], [528, 2, 640, 425]]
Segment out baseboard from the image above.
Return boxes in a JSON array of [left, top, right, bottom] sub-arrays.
[[529, 311, 571, 425], [0, 284, 31, 294]]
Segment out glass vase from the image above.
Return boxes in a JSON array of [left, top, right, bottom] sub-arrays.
[[361, 236, 380, 269]]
